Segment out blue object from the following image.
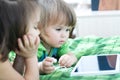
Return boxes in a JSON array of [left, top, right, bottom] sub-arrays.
[[91, 0, 99, 11]]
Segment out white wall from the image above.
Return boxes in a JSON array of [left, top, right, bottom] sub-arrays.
[[75, 11, 120, 37]]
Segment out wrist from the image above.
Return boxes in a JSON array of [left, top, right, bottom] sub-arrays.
[[25, 55, 37, 63], [24, 52, 37, 59], [38, 62, 45, 74]]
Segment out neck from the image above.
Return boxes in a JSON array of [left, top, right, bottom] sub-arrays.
[[41, 40, 52, 54]]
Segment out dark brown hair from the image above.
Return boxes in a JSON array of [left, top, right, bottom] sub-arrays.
[[0, 0, 39, 61]]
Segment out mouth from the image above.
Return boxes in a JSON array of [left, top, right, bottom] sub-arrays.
[[59, 41, 65, 44]]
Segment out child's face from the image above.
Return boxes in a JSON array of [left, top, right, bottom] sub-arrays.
[[27, 10, 40, 38], [40, 24, 71, 48]]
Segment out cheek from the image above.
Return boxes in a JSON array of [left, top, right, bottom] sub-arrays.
[[45, 30, 56, 37], [41, 29, 59, 40], [46, 32, 58, 40], [27, 29, 39, 39]]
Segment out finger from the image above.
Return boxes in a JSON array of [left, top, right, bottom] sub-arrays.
[[43, 61, 53, 67], [65, 59, 72, 67], [44, 66, 55, 71], [59, 59, 67, 66], [44, 66, 55, 74], [17, 38, 25, 51], [58, 56, 64, 63], [43, 60, 54, 67], [59, 56, 66, 64], [23, 35, 29, 48], [27, 35, 34, 48], [45, 57, 55, 63]]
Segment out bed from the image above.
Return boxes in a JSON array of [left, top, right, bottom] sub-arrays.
[[40, 36, 120, 80]]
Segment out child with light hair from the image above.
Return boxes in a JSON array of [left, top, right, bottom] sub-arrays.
[[38, 0, 77, 74]]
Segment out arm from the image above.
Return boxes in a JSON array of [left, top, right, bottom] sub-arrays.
[[15, 35, 40, 80], [0, 55, 38, 80], [0, 59, 25, 80], [24, 55, 39, 80], [0, 35, 40, 80]]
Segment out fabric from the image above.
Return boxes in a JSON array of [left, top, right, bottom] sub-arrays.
[[9, 51, 16, 62], [40, 36, 120, 80], [9, 36, 120, 80], [9, 39, 74, 62], [37, 40, 73, 62], [40, 67, 120, 80]]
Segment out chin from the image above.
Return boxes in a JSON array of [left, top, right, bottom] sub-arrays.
[[54, 45, 61, 48]]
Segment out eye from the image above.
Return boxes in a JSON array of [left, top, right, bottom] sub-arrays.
[[56, 28, 62, 31], [66, 27, 71, 32], [66, 28, 70, 31], [34, 26, 38, 30]]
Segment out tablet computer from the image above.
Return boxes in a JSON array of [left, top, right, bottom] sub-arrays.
[[71, 54, 120, 76]]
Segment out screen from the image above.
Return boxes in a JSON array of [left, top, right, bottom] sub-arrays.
[[71, 54, 120, 76], [97, 55, 117, 70], [74, 55, 117, 72]]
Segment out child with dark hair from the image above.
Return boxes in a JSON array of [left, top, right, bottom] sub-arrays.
[[0, 0, 41, 80]]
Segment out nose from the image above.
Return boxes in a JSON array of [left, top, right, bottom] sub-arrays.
[[61, 33, 65, 38]]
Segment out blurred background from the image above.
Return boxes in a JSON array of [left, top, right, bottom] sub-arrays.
[[64, 0, 120, 38], [64, 0, 91, 16]]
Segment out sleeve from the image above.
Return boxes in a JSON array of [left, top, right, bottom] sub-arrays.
[[37, 44, 45, 61], [9, 51, 16, 62], [57, 38, 83, 60], [57, 39, 74, 57]]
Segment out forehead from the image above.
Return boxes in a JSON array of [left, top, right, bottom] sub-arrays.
[[46, 8, 75, 28], [48, 13, 68, 26]]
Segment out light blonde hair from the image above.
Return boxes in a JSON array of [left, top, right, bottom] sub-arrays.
[[38, 0, 76, 29]]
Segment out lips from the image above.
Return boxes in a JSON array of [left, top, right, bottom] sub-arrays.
[[59, 41, 65, 44]]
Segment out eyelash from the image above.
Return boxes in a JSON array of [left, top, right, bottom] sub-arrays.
[[66, 29, 70, 31], [56, 28, 70, 32], [56, 29, 61, 31], [34, 26, 38, 30]]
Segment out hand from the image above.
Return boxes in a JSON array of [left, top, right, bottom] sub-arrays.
[[15, 34, 40, 58], [39, 57, 55, 74], [58, 53, 77, 67]]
